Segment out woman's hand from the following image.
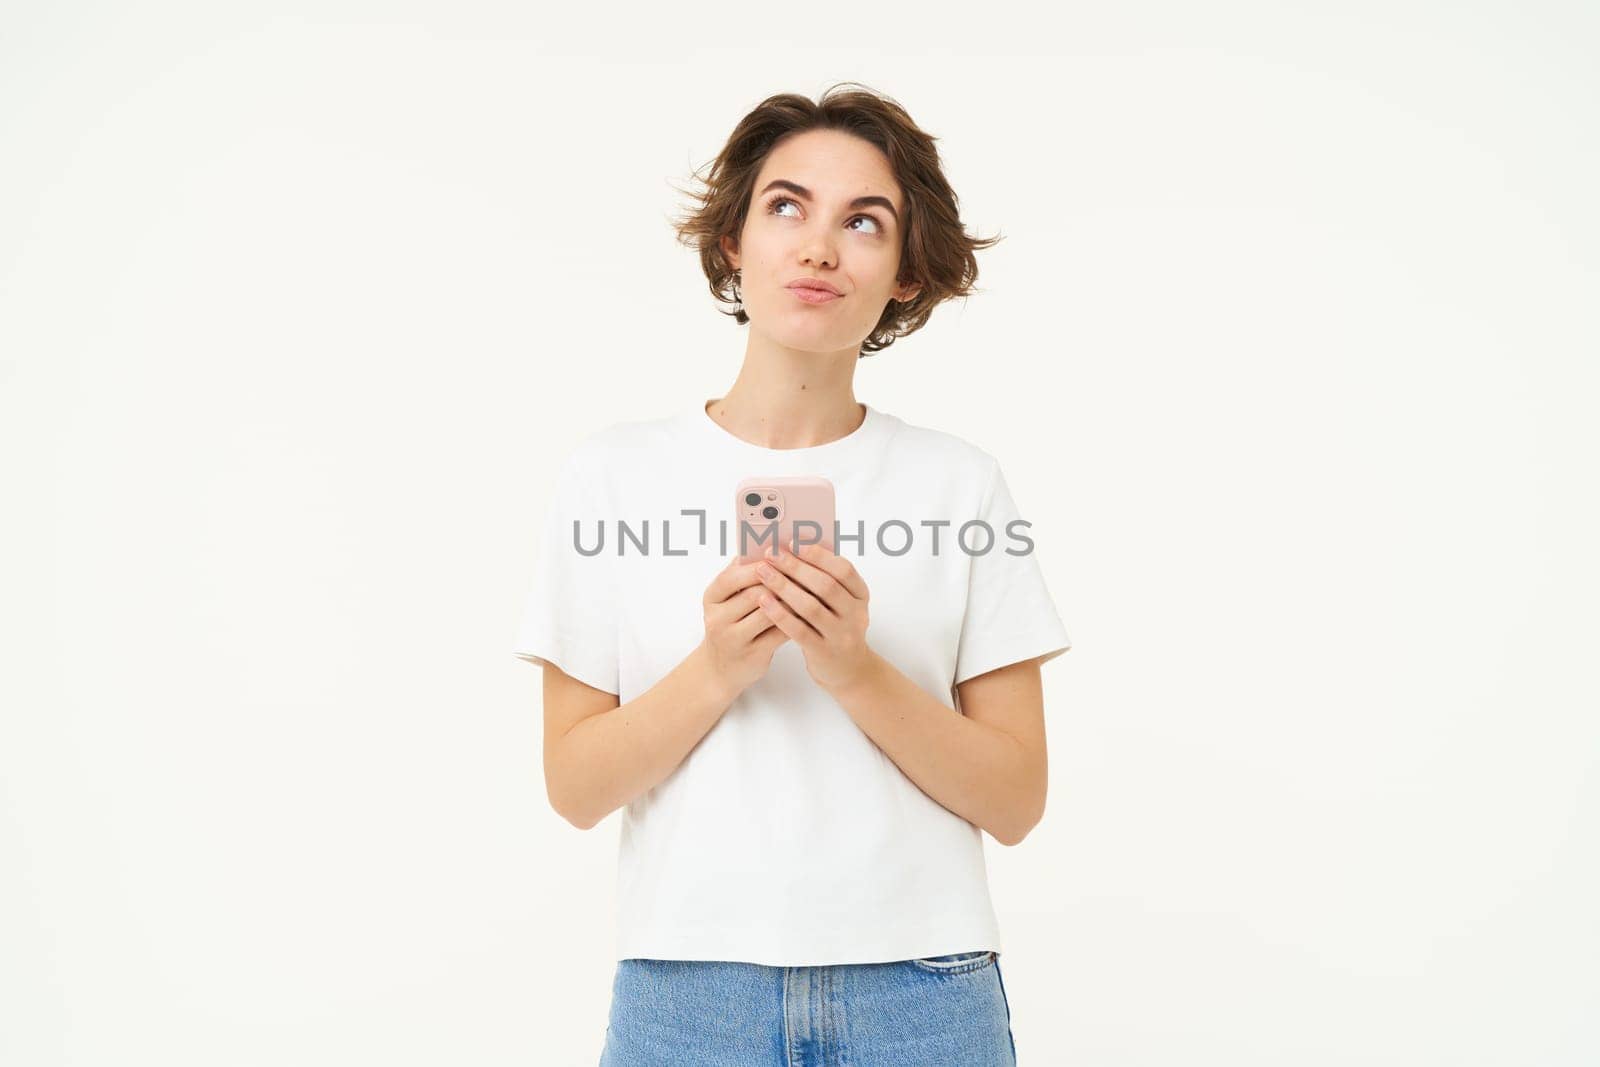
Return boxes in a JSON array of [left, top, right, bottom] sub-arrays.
[[699, 555, 790, 701], [753, 543, 876, 692]]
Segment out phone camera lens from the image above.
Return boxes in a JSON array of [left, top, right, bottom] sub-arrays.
[[762, 505, 779, 520], [745, 492, 762, 506]]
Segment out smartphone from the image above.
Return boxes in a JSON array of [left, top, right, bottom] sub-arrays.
[[734, 476, 836, 563]]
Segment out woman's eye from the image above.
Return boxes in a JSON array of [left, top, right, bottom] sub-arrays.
[[767, 196, 882, 235]]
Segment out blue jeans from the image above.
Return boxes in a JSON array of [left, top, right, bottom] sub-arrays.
[[598, 950, 1018, 1066]]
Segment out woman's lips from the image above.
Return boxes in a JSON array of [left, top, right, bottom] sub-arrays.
[[788, 286, 841, 305]]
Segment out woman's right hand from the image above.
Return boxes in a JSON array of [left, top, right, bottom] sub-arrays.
[[700, 555, 790, 700]]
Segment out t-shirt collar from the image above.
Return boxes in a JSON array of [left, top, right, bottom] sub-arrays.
[[689, 397, 889, 462]]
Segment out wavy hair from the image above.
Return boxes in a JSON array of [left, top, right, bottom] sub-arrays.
[[669, 82, 1001, 357]]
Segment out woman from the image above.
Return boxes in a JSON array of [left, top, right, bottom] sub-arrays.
[[513, 83, 1072, 1066]]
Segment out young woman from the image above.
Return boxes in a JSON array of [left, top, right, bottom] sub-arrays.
[[513, 83, 1072, 1066]]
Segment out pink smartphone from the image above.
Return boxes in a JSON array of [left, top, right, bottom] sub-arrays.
[[734, 476, 836, 563]]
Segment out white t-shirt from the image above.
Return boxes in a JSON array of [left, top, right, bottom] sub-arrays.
[[512, 398, 1072, 966]]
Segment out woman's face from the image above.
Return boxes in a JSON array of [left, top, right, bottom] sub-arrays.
[[721, 128, 921, 354]]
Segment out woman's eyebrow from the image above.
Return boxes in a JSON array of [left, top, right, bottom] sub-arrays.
[[758, 178, 898, 224]]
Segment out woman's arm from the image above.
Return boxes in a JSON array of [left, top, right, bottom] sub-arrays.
[[543, 642, 736, 830], [826, 652, 1048, 846], [752, 541, 1051, 845], [543, 557, 787, 829]]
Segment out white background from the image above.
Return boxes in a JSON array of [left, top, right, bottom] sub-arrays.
[[3, 3, 1595, 1064]]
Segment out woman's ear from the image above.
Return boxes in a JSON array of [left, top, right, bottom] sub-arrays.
[[719, 234, 740, 272]]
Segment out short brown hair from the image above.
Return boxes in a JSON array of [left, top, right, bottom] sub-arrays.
[[669, 82, 1001, 357]]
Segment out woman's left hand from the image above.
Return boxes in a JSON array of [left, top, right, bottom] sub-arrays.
[[753, 542, 876, 691]]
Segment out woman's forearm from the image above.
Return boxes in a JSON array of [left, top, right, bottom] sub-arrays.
[[825, 650, 1038, 845], [551, 642, 737, 830]]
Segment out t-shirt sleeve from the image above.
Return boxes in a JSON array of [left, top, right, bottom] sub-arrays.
[[952, 457, 1073, 687], [510, 447, 620, 695]]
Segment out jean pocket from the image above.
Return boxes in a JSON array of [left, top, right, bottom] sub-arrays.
[[908, 950, 997, 975]]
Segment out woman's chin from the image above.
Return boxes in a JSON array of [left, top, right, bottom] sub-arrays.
[[753, 320, 866, 354]]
